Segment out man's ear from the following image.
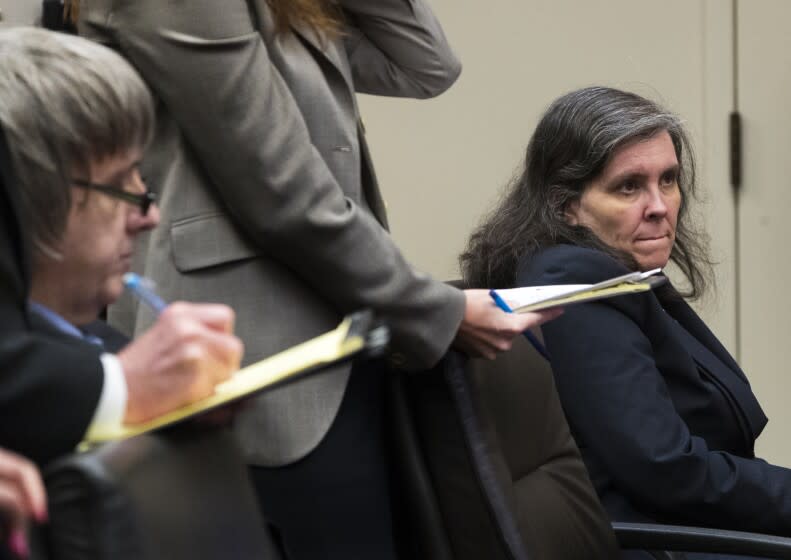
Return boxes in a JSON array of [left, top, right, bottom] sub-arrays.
[[565, 199, 581, 226]]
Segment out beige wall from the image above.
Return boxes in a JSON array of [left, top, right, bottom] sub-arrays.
[[737, 0, 791, 465], [0, 0, 39, 27], [359, 0, 735, 347]]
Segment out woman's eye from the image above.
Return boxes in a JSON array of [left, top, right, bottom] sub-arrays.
[[618, 181, 638, 194], [660, 172, 678, 186]]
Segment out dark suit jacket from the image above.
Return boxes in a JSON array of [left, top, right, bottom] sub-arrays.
[[80, 320, 129, 354], [0, 128, 103, 466], [517, 244, 791, 537]]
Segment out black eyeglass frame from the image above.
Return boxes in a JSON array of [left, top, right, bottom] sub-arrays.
[[72, 179, 156, 216]]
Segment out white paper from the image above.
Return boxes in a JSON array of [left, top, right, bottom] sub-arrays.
[[495, 284, 592, 309]]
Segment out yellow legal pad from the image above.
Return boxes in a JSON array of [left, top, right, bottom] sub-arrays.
[[85, 311, 384, 444]]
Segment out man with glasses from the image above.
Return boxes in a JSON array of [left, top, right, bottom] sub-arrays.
[[0, 26, 244, 471]]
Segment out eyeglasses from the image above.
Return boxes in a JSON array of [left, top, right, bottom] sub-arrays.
[[72, 179, 156, 216]]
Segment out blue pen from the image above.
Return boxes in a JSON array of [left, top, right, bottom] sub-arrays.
[[123, 273, 168, 314], [489, 289, 551, 362]]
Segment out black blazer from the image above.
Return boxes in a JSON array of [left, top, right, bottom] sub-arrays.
[[0, 129, 103, 466], [517, 244, 791, 536]]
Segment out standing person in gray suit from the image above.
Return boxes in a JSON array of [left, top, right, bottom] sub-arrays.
[[75, 1, 560, 556]]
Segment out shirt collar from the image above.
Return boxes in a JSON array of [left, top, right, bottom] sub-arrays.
[[27, 300, 85, 341]]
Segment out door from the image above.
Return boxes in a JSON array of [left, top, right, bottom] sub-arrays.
[[737, 0, 791, 465]]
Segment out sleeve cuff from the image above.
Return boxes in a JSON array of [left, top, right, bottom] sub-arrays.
[[84, 353, 128, 441]]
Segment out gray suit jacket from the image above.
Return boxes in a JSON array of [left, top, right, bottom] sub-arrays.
[[79, 0, 465, 466]]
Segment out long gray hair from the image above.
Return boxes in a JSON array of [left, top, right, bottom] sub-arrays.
[[460, 86, 712, 299], [0, 27, 154, 252]]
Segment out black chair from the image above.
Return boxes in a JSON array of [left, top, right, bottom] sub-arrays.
[[389, 335, 618, 559], [33, 425, 280, 560], [391, 333, 791, 559]]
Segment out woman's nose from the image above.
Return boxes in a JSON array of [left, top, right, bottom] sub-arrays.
[[644, 186, 668, 220]]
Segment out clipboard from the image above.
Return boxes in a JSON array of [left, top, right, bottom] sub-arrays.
[[491, 268, 665, 314], [85, 310, 388, 444]]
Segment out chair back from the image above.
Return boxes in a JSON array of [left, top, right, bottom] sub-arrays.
[[390, 334, 618, 559]]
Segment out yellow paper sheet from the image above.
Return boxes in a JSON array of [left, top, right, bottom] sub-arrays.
[[85, 314, 367, 443]]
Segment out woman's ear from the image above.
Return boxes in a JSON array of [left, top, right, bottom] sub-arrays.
[[564, 199, 581, 226]]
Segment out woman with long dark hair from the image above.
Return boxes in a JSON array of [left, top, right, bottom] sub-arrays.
[[463, 87, 791, 559], [462, 86, 709, 295]]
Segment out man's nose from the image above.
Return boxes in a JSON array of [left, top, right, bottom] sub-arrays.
[[128, 202, 160, 233]]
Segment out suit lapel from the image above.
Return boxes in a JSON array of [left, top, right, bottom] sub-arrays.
[[664, 298, 767, 443], [663, 297, 745, 382], [245, 0, 357, 96], [290, 21, 356, 98]]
